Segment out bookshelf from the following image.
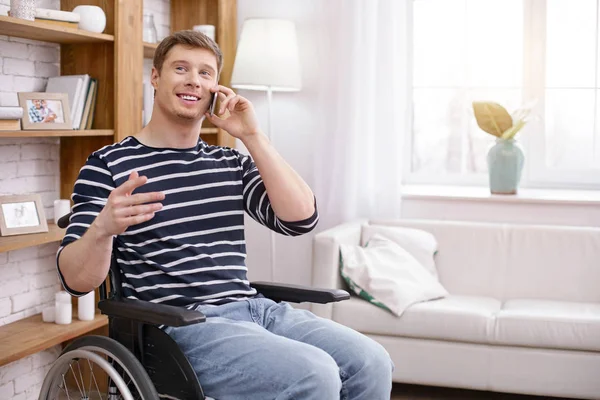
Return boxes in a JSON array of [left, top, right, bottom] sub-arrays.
[[0, 15, 113, 43], [0, 222, 64, 253], [143, 41, 158, 59], [0, 129, 113, 138], [0, 0, 238, 366], [0, 311, 108, 367]]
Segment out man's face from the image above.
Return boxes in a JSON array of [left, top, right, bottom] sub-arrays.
[[33, 100, 41, 109], [151, 44, 219, 121]]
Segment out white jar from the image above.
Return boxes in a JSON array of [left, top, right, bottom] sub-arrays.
[[78, 291, 95, 321], [55, 291, 72, 325], [53, 199, 70, 224], [193, 25, 216, 41], [72, 5, 106, 33]]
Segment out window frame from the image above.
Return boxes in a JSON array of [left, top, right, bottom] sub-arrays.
[[404, 0, 600, 190]]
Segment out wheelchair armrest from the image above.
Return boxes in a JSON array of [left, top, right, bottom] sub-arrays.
[[98, 298, 206, 327], [250, 281, 350, 304]]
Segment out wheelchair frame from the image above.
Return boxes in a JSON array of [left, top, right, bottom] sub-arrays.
[[52, 213, 350, 399]]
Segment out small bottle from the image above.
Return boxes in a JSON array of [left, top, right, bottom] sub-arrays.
[[143, 13, 158, 43]]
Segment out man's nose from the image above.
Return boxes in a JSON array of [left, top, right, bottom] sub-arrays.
[[185, 73, 201, 87]]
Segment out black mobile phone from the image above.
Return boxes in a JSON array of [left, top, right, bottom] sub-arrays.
[[209, 91, 218, 116]]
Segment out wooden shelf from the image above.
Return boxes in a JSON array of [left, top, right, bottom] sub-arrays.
[[0, 222, 65, 253], [201, 128, 218, 134], [0, 129, 114, 138], [0, 312, 108, 367], [0, 15, 114, 44], [143, 42, 158, 59]]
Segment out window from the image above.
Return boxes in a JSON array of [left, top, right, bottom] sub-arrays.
[[406, 0, 600, 189]]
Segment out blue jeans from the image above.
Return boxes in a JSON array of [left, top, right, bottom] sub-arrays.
[[164, 296, 394, 400]]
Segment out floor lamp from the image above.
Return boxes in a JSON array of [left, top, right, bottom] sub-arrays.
[[230, 18, 302, 282]]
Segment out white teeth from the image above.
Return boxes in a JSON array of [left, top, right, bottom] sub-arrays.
[[180, 95, 198, 101]]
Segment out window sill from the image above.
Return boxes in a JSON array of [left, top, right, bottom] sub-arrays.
[[402, 185, 600, 206]]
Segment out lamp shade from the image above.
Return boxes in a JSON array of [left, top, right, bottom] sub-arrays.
[[231, 18, 302, 92]]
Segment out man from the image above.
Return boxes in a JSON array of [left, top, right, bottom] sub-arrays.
[[57, 30, 393, 399]]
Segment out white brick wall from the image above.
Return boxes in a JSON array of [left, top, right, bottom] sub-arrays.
[[0, 347, 60, 400], [0, 0, 66, 398]]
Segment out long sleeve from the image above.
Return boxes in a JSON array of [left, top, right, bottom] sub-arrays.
[[238, 152, 319, 236]]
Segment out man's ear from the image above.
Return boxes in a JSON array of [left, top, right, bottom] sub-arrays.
[[150, 66, 159, 90]]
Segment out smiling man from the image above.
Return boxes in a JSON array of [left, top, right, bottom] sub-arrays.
[[56, 30, 393, 399]]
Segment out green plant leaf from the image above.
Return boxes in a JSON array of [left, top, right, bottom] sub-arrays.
[[472, 101, 513, 137]]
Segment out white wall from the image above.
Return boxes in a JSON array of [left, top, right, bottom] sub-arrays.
[[236, 0, 324, 287], [0, 0, 67, 396]]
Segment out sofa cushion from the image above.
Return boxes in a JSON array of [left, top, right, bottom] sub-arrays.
[[332, 295, 501, 344], [361, 224, 439, 278], [339, 234, 448, 316], [493, 299, 600, 351]]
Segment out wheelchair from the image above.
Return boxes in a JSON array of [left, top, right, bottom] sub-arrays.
[[39, 213, 350, 400]]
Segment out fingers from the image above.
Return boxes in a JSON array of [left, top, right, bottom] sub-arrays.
[[119, 191, 165, 207], [219, 94, 243, 115], [113, 202, 163, 218], [226, 96, 242, 113], [212, 85, 235, 97], [121, 212, 157, 227], [114, 172, 147, 196]]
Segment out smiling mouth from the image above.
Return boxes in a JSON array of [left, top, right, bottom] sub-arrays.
[[177, 94, 199, 102]]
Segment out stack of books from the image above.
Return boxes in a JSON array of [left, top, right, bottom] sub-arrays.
[[46, 74, 98, 130], [8, 8, 81, 29], [0, 107, 23, 131], [34, 8, 80, 29]]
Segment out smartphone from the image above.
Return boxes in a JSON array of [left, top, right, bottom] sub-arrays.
[[209, 91, 218, 116]]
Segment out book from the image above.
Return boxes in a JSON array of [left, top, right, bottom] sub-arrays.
[[0, 119, 21, 131], [35, 18, 78, 29], [0, 107, 24, 120], [79, 79, 97, 130], [85, 80, 98, 130], [46, 75, 89, 129], [34, 8, 80, 23]]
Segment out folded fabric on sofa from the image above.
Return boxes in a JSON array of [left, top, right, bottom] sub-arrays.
[[340, 234, 448, 316]]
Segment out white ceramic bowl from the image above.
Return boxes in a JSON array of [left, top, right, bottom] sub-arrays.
[[73, 5, 106, 33]]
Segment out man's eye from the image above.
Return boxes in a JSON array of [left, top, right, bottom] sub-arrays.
[[176, 67, 185, 72], [201, 71, 210, 76]]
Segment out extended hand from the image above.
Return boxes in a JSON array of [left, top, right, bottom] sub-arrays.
[[204, 85, 260, 140], [94, 171, 164, 238]]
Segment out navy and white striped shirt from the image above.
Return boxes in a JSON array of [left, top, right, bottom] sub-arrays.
[[57, 136, 318, 308]]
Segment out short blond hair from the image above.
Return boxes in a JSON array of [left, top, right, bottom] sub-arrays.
[[153, 30, 223, 76]]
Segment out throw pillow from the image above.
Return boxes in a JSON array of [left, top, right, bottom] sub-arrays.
[[340, 234, 448, 317], [361, 224, 439, 279]]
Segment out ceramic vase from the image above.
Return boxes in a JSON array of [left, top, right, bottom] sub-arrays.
[[10, 0, 35, 21], [487, 138, 524, 195], [73, 5, 106, 33]]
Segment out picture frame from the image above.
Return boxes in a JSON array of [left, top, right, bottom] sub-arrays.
[[18, 92, 72, 130], [0, 194, 49, 236]]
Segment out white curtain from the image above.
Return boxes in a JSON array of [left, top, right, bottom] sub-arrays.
[[313, 0, 410, 230]]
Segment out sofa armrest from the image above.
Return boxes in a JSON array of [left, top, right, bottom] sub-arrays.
[[311, 219, 365, 319], [98, 298, 206, 327], [251, 281, 349, 304]]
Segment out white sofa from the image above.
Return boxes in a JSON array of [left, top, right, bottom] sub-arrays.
[[311, 219, 600, 399]]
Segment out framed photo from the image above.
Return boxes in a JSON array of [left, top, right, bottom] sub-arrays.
[[18, 92, 72, 130], [0, 194, 48, 236]]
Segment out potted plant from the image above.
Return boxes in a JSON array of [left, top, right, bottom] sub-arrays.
[[472, 101, 533, 194]]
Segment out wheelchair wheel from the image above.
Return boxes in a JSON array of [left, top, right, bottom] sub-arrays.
[[39, 335, 159, 400]]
